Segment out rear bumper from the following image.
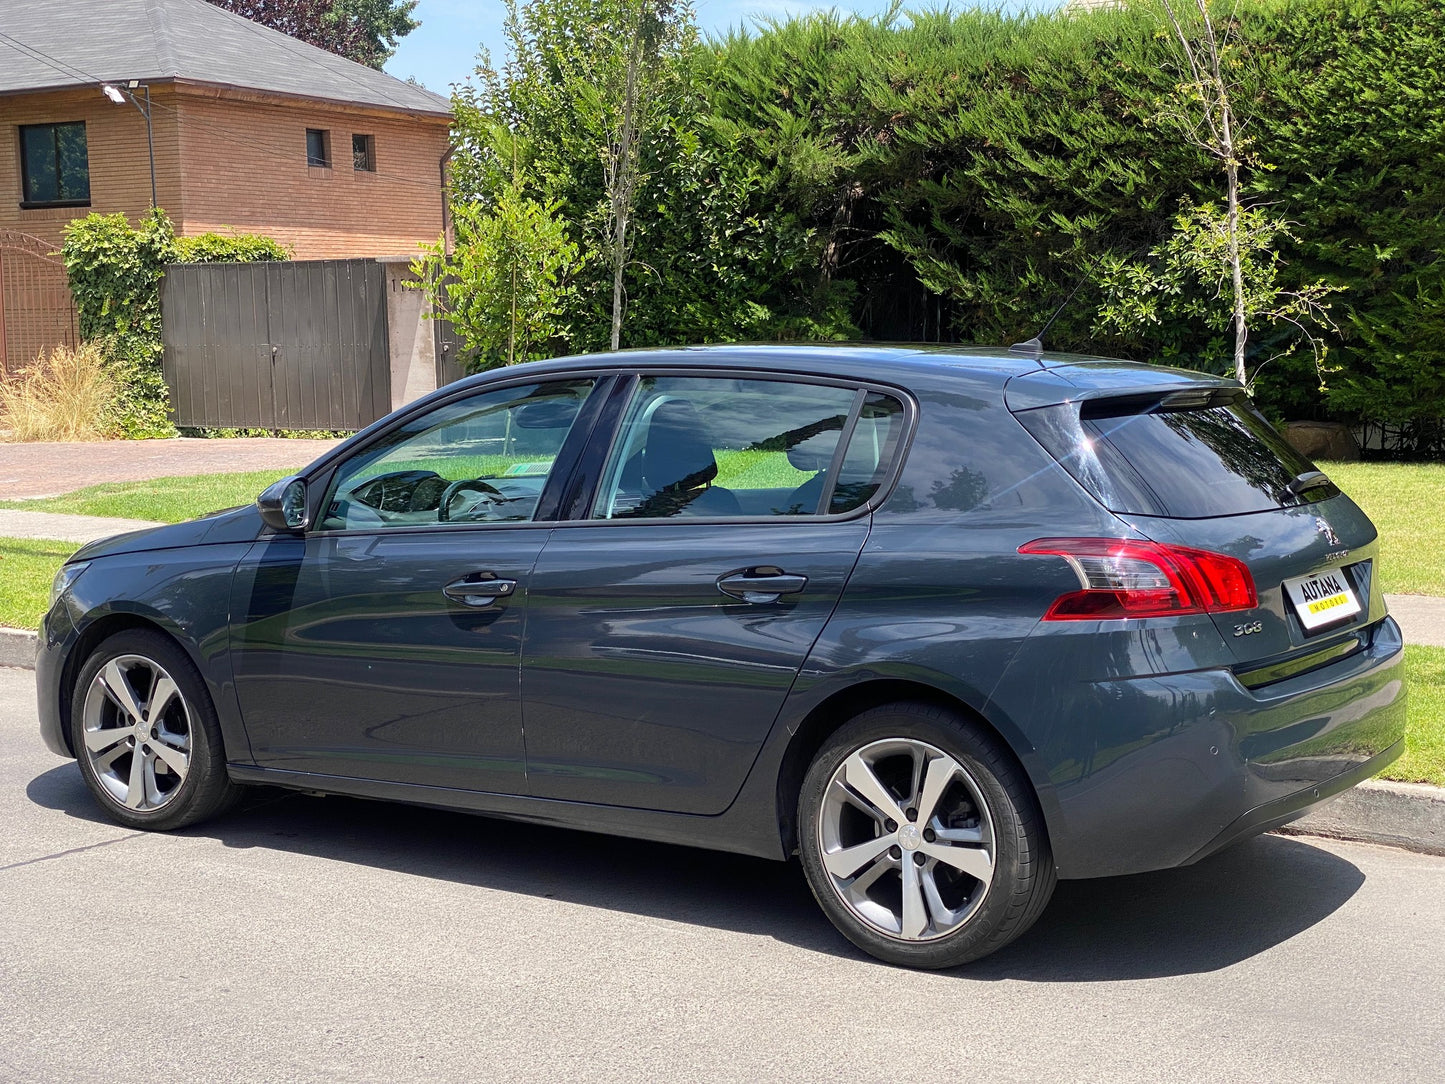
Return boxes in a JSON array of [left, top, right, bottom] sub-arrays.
[[1036, 617, 1408, 879], [1185, 737, 1403, 864]]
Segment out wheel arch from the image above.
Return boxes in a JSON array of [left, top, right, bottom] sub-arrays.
[[773, 678, 1053, 860], [56, 612, 197, 757]]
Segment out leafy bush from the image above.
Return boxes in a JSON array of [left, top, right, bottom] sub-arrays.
[[173, 230, 293, 263], [0, 341, 117, 442], [61, 210, 289, 438]]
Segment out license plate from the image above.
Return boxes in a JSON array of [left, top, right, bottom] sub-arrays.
[[1283, 569, 1362, 631]]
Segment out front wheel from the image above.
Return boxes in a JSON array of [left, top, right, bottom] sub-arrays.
[[798, 703, 1055, 968], [71, 629, 241, 831]]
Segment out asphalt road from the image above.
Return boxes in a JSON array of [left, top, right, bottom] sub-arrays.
[[3, 666, 1443, 1084]]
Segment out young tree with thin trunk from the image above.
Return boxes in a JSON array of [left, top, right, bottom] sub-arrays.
[[1155, 0, 1250, 385], [1096, 1, 1340, 391], [578, 1, 686, 351]]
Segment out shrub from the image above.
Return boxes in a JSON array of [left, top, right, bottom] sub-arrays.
[[173, 230, 292, 263], [0, 342, 117, 442]]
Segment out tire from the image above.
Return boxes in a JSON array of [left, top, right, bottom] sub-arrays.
[[70, 629, 242, 831], [798, 702, 1055, 968]]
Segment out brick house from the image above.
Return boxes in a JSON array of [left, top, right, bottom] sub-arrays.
[[0, 0, 452, 371]]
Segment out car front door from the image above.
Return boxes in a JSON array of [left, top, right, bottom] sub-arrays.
[[521, 375, 909, 814], [229, 375, 604, 794]]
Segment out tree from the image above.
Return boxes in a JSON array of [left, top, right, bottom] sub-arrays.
[[593, 2, 686, 350], [331, 0, 420, 68], [412, 125, 582, 372], [1129, 0, 1338, 388], [481, 0, 693, 351], [205, 0, 418, 69]]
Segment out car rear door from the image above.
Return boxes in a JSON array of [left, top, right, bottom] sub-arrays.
[[519, 374, 909, 814]]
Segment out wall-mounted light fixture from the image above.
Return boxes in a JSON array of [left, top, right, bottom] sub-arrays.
[[100, 81, 156, 208]]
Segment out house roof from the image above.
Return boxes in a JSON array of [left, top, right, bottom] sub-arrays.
[[0, 0, 451, 117]]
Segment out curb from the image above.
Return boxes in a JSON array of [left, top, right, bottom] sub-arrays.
[[1285, 780, 1445, 857], [0, 627, 36, 670], [3, 624, 1443, 856]]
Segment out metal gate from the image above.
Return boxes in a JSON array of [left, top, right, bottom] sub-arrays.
[[0, 230, 79, 376], [160, 259, 390, 431]]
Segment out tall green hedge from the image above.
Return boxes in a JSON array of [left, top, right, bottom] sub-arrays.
[[448, 0, 1444, 436]]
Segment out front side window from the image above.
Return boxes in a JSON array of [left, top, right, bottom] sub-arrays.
[[19, 122, 90, 206], [322, 379, 596, 531], [591, 376, 903, 520], [306, 128, 330, 168]]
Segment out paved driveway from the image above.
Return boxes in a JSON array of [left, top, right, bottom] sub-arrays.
[[2, 666, 1442, 1083]]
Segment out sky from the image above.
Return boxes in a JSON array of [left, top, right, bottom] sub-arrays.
[[384, 1, 1057, 95]]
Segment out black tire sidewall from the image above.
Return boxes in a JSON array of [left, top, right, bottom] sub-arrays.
[[798, 704, 1044, 969], [70, 629, 230, 831]]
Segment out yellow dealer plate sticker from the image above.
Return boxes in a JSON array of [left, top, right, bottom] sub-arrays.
[[1284, 569, 1362, 631]]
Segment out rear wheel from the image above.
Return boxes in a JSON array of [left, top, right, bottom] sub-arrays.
[[798, 703, 1054, 968], [71, 629, 241, 831]]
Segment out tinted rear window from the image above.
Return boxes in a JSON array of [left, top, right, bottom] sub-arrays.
[[1017, 392, 1338, 518]]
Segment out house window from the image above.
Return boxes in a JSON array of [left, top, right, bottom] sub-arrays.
[[306, 128, 331, 168], [352, 134, 376, 172], [18, 122, 90, 207]]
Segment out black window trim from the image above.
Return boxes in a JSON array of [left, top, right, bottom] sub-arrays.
[[552, 367, 917, 530], [18, 120, 91, 209], [292, 365, 917, 538], [352, 132, 376, 172], [305, 127, 331, 169]]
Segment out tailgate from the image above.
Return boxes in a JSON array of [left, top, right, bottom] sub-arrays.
[[1009, 366, 1389, 671], [1132, 493, 1383, 666]]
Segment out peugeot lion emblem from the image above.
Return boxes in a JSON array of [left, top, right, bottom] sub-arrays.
[[1315, 517, 1341, 547]]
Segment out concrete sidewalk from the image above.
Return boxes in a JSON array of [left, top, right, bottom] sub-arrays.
[[0, 508, 164, 544], [0, 436, 339, 500]]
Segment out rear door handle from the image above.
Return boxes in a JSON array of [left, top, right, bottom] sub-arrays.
[[717, 567, 809, 604], [442, 574, 518, 608]]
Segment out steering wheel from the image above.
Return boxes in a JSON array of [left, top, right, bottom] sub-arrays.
[[437, 478, 506, 522]]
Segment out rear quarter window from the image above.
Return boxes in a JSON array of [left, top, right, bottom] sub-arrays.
[[1016, 391, 1339, 519]]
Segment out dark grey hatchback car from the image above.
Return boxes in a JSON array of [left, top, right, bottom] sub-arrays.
[[37, 344, 1406, 968]]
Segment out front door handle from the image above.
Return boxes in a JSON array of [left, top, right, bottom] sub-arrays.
[[717, 567, 809, 604], [442, 574, 517, 608]]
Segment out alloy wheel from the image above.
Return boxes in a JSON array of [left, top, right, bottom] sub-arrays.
[[80, 654, 193, 812], [817, 737, 996, 941]]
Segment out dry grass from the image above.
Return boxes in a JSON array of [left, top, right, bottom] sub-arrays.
[[0, 341, 116, 442]]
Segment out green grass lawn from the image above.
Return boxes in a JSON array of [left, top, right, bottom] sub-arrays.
[[1386, 645, 1445, 787], [1324, 461, 1445, 596], [0, 469, 299, 525], [0, 538, 73, 631]]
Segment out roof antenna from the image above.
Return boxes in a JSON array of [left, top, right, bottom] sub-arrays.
[[1008, 246, 1138, 365]]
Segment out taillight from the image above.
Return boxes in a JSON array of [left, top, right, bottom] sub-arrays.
[[1019, 537, 1257, 620]]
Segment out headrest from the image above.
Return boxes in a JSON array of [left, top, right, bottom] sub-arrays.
[[641, 400, 719, 491], [786, 433, 836, 473]]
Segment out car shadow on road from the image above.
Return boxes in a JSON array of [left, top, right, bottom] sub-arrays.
[[28, 765, 1364, 981]]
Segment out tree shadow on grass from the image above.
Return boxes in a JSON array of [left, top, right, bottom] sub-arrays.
[[29, 764, 1363, 982]]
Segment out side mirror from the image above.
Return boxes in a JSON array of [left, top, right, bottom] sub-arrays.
[[258, 475, 309, 532]]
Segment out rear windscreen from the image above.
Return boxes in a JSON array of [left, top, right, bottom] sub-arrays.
[[1016, 391, 1339, 519]]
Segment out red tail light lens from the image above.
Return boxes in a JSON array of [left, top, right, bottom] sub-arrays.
[[1019, 538, 1258, 620]]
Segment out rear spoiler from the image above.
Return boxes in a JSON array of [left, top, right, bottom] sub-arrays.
[[1003, 363, 1240, 413]]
